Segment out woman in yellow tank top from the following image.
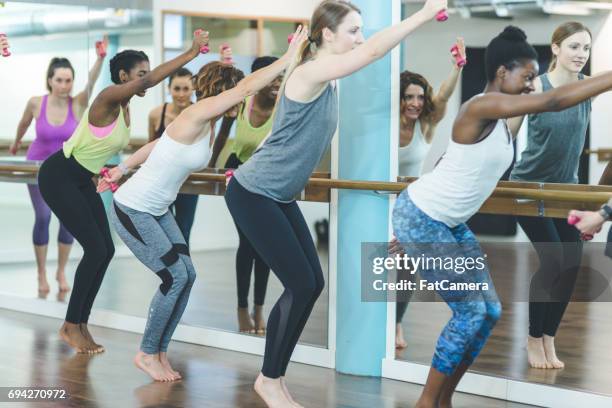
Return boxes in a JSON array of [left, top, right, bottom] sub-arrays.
[[37, 32, 210, 356]]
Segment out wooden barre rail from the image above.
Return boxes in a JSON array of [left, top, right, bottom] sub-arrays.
[[0, 139, 148, 155], [584, 148, 612, 162], [0, 163, 612, 207]]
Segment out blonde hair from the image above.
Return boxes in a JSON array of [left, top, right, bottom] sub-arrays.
[[549, 21, 592, 72], [279, 0, 361, 95]]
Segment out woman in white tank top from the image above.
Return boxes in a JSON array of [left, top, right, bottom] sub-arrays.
[[393, 26, 612, 408], [95, 29, 308, 384], [395, 41, 465, 351]]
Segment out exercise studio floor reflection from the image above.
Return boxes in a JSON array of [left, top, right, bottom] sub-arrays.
[[395, 242, 612, 396], [0, 205, 329, 348]]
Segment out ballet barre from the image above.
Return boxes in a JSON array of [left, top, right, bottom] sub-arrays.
[[0, 138, 149, 156], [584, 148, 612, 162], [1, 161, 610, 218]]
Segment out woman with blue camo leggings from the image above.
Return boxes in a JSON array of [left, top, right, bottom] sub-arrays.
[[394, 26, 612, 408], [97, 28, 307, 382]]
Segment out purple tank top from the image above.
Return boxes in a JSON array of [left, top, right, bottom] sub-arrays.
[[27, 95, 78, 160]]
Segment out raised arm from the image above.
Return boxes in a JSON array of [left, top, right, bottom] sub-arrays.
[[466, 71, 612, 121], [10, 97, 37, 155], [93, 31, 209, 112], [171, 27, 307, 143], [506, 76, 543, 137], [208, 115, 235, 168], [74, 36, 108, 109], [299, 0, 446, 85], [428, 38, 465, 129]]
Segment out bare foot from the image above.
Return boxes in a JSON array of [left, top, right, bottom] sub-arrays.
[[395, 323, 407, 349], [238, 307, 255, 334], [133, 351, 175, 382], [59, 322, 94, 354], [280, 377, 303, 408], [542, 335, 565, 369], [56, 272, 71, 292], [252, 305, 267, 335], [527, 336, 551, 369], [80, 324, 104, 353], [38, 274, 50, 294], [159, 352, 181, 380], [254, 372, 293, 408]]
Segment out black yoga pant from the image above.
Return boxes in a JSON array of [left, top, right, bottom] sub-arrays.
[[225, 177, 324, 378], [518, 216, 583, 338], [38, 151, 114, 324], [226, 153, 271, 308], [169, 193, 198, 246]]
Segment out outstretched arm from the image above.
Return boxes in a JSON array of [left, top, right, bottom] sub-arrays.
[[299, 0, 447, 85], [91, 31, 209, 119], [170, 26, 307, 143], [466, 71, 612, 121], [74, 36, 108, 109]]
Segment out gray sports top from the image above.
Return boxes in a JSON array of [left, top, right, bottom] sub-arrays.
[[234, 82, 338, 202], [510, 73, 591, 183]]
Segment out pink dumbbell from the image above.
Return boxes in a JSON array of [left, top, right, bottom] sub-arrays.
[[436, 10, 448, 22], [288, 34, 294, 44], [95, 40, 107, 58], [225, 169, 234, 184], [193, 29, 210, 54], [100, 167, 119, 193], [0, 33, 11, 57], [451, 44, 466, 68], [567, 214, 593, 241], [220, 43, 233, 64]]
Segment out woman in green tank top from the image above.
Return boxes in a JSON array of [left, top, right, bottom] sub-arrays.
[[37, 32, 210, 357], [209, 56, 279, 335], [508, 22, 592, 370]]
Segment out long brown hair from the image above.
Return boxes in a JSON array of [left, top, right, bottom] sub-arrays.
[[280, 0, 361, 94], [549, 21, 592, 72]]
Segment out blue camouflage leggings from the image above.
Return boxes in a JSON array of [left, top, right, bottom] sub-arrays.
[[392, 190, 501, 376]]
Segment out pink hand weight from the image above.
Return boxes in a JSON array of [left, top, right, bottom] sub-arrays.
[[95, 40, 107, 58], [225, 169, 234, 184], [451, 44, 466, 68], [567, 214, 594, 241], [436, 10, 448, 22], [193, 29, 210, 54], [0, 34, 11, 57], [100, 168, 119, 193], [288, 34, 294, 44]]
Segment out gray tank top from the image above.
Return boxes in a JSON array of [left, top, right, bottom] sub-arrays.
[[510, 73, 591, 183], [234, 82, 338, 202]]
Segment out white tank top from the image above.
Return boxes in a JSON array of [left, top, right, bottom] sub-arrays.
[[408, 119, 513, 227], [115, 131, 211, 216], [398, 120, 430, 177]]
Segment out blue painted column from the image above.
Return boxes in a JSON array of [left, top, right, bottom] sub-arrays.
[[336, 0, 397, 376]]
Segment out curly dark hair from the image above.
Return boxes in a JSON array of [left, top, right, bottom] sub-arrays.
[[192, 61, 245, 101], [400, 71, 435, 122]]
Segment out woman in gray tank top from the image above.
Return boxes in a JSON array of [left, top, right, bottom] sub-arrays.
[[225, 0, 448, 406], [507, 22, 592, 370]]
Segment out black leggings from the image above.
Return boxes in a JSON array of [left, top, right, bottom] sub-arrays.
[[226, 153, 270, 308], [38, 151, 115, 324], [225, 178, 324, 378], [518, 216, 583, 338]]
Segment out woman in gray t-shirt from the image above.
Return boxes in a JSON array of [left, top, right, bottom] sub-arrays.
[[224, 0, 448, 406], [508, 21, 593, 371]]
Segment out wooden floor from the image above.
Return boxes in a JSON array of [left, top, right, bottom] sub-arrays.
[[0, 247, 330, 347], [397, 243, 612, 396], [0, 309, 536, 408]]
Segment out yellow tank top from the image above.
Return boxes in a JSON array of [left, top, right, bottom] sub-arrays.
[[233, 95, 274, 163], [62, 107, 130, 173]]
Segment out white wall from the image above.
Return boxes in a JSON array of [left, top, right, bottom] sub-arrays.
[[400, 7, 610, 177]]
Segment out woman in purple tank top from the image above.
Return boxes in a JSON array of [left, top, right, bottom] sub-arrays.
[[9, 38, 107, 295]]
